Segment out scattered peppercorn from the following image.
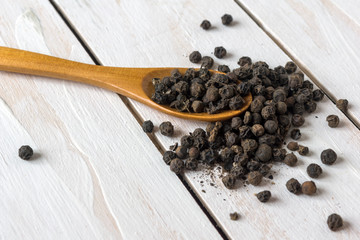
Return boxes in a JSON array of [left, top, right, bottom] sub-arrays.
[[170, 158, 184, 174], [290, 129, 301, 140], [238, 56, 252, 66], [247, 171, 263, 186], [159, 121, 174, 136], [142, 120, 154, 133], [163, 151, 177, 165], [284, 153, 297, 166], [222, 174, 236, 189], [336, 99, 348, 112], [287, 141, 299, 151], [218, 64, 230, 73], [189, 51, 202, 63], [292, 114, 305, 127], [285, 61, 297, 74], [307, 163, 322, 178], [214, 46, 227, 59], [286, 178, 301, 194], [18, 145, 33, 160], [326, 115, 339, 128], [301, 181, 317, 195], [200, 20, 211, 30], [200, 56, 214, 69], [256, 190, 271, 202], [185, 158, 198, 170], [321, 149, 337, 165], [221, 14, 233, 25], [327, 213, 343, 231], [230, 212, 239, 221], [298, 145, 309, 156]]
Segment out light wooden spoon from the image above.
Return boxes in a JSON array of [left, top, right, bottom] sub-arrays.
[[0, 47, 252, 121]]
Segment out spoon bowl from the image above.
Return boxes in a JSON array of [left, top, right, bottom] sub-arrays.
[[0, 47, 252, 121]]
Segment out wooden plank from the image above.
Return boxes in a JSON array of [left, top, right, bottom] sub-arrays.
[[0, 1, 221, 239], [53, 0, 360, 238], [328, 0, 360, 25], [236, 0, 360, 126]]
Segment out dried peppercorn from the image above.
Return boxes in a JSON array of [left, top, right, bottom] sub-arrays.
[[312, 89, 324, 102], [185, 158, 198, 170], [192, 101, 204, 113], [301, 181, 317, 195], [214, 46, 227, 59], [307, 163, 322, 178], [200, 20, 211, 30], [256, 190, 271, 202], [326, 115, 339, 128], [321, 149, 337, 165], [327, 213, 343, 231], [222, 174, 236, 189], [189, 51, 202, 63], [18, 145, 33, 160], [188, 147, 200, 159], [255, 144, 272, 163], [290, 129, 301, 140], [285, 61, 297, 74], [142, 120, 154, 133], [163, 151, 177, 165], [247, 171, 263, 186], [230, 212, 239, 221], [298, 145, 309, 156], [180, 135, 194, 148], [272, 148, 286, 161], [336, 99, 348, 112], [264, 120, 278, 134], [286, 178, 301, 194], [218, 64, 230, 73], [284, 153, 297, 166], [251, 124, 265, 137], [291, 114, 305, 127], [175, 146, 187, 159], [238, 56, 252, 67], [201, 56, 214, 69], [159, 121, 174, 136], [221, 14, 233, 25], [287, 141, 299, 151], [170, 158, 184, 174]]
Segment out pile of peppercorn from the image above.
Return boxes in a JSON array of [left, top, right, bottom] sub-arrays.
[[162, 58, 325, 189]]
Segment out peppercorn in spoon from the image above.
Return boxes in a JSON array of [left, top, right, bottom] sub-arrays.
[[0, 47, 252, 121]]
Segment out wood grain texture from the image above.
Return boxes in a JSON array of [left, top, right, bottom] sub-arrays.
[[237, 0, 360, 127], [0, 1, 221, 239], [54, 0, 360, 238]]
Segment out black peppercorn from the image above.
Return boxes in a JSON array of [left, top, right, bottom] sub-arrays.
[[230, 212, 239, 221], [185, 158, 198, 170], [238, 56, 252, 66], [218, 65, 230, 73], [285, 61, 297, 74], [221, 14, 233, 25], [312, 89, 324, 101], [302, 181, 317, 195], [256, 190, 271, 202], [307, 163, 322, 178], [284, 153, 297, 166], [287, 141, 299, 151], [247, 171, 263, 186], [290, 129, 301, 140], [142, 120, 154, 133], [222, 174, 236, 189], [336, 99, 348, 112], [201, 56, 214, 69], [159, 121, 174, 136], [286, 178, 301, 194], [251, 124, 265, 137], [298, 145, 309, 156], [321, 149, 337, 165], [326, 115, 339, 128], [291, 114, 305, 127], [255, 144, 272, 163], [189, 51, 202, 63], [163, 151, 177, 165], [200, 20, 211, 30], [327, 213, 343, 231], [170, 158, 184, 174], [214, 46, 227, 59], [18, 145, 33, 160]]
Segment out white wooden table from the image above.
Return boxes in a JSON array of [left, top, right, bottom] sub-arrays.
[[1, 0, 360, 239]]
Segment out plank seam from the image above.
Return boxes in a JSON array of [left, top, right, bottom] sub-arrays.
[[234, 0, 360, 130], [48, 0, 228, 238]]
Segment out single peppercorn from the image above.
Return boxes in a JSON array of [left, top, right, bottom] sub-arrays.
[[247, 171, 263, 186], [170, 158, 184, 174], [286, 178, 301, 194], [284, 153, 297, 166], [159, 121, 174, 136], [321, 149, 337, 165], [326, 115, 339, 128], [188, 147, 200, 159], [222, 174, 236, 189], [307, 163, 322, 178], [292, 114, 305, 127], [312, 89, 324, 101], [336, 99, 348, 112], [201, 56, 214, 69], [221, 14, 233, 25], [218, 64, 230, 73], [287, 141, 299, 151], [200, 20, 211, 30], [238, 56, 252, 66], [256, 190, 271, 203], [301, 181, 317, 195], [285, 61, 297, 74], [18, 145, 33, 160], [255, 144, 272, 163], [214, 46, 227, 59], [189, 51, 202, 63], [163, 151, 177, 165], [327, 213, 343, 231], [230, 212, 239, 221], [290, 129, 301, 140], [298, 145, 309, 156], [142, 120, 154, 133], [251, 124, 265, 137], [185, 158, 198, 170]]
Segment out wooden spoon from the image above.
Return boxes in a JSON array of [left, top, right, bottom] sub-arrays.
[[0, 47, 252, 121]]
